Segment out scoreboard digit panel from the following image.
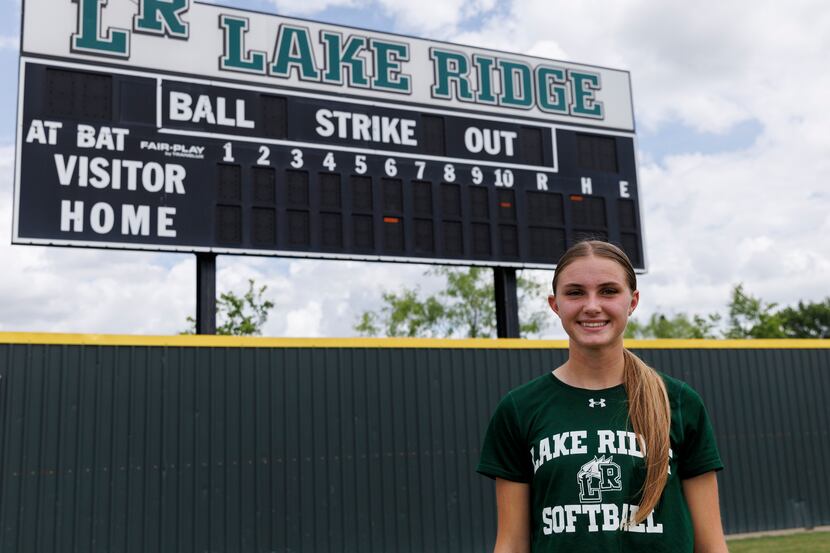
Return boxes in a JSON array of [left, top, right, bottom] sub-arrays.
[[15, 60, 644, 269]]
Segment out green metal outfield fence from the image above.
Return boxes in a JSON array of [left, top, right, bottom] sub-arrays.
[[0, 334, 828, 552]]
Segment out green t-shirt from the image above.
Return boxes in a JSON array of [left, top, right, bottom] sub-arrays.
[[477, 371, 723, 553]]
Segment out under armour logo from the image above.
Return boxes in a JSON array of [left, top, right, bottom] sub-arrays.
[[588, 398, 606, 408]]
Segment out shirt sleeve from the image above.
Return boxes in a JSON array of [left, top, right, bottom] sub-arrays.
[[677, 383, 724, 479], [476, 392, 532, 483]]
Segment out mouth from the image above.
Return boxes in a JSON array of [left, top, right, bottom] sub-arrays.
[[578, 321, 609, 329]]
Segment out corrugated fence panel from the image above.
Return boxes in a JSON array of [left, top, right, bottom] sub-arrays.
[[0, 341, 828, 552], [635, 348, 830, 534]]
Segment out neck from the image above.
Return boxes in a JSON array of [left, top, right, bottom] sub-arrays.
[[555, 344, 626, 390]]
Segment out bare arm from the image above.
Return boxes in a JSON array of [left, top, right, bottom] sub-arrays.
[[682, 471, 728, 553], [493, 478, 531, 553]]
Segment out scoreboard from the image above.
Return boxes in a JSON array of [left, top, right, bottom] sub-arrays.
[[14, 0, 645, 270]]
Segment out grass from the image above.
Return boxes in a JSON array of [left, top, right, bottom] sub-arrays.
[[728, 530, 830, 552]]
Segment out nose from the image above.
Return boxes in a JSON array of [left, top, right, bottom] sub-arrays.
[[582, 292, 603, 314]]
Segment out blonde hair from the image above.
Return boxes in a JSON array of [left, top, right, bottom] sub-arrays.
[[552, 240, 670, 526]]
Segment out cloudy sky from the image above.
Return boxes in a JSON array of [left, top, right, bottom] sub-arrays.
[[1, 0, 829, 338]]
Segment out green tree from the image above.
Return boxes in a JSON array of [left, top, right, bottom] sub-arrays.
[[355, 267, 549, 338], [625, 285, 830, 340], [778, 298, 830, 338], [184, 279, 275, 335], [625, 312, 721, 339], [723, 283, 786, 339], [354, 288, 446, 337], [516, 271, 549, 337], [437, 267, 496, 338]]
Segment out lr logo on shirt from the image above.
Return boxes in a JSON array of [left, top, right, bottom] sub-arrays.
[[577, 455, 622, 502]]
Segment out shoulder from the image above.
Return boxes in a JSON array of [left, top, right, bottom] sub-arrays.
[[503, 371, 555, 405], [658, 374, 724, 475], [659, 372, 711, 433], [507, 371, 553, 398], [490, 371, 557, 428], [659, 372, 705, 406], [659, 372, 716, 446]]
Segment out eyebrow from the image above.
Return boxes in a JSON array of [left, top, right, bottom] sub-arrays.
[[561, 281, 623, 288]]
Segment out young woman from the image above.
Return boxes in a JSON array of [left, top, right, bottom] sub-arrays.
[[477, 240, 727, 553]]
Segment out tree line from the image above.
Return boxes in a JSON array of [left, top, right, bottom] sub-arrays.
[[354, 270, 829, 340], [184, 273, 829, 339], [625, 283, 830, 339], [354, 267, 549, 338]]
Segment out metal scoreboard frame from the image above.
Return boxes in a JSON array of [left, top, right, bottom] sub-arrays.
[[14, 0, 647, 272]]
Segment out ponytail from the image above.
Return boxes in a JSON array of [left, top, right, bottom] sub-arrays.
[[622, 348, 671, 526]]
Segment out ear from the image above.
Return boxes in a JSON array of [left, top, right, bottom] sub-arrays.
[[548, 294, 559, 315], [628, 290, 640, 316]]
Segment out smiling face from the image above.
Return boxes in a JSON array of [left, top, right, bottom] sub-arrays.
[[549, 255, 639, 351]]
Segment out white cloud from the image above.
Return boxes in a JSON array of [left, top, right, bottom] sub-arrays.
[[635, 137, 830, 321], [0, 245, 196, 335], [525, 40, 570, 63], [257, 258, 439, 336], [376, 0, 467, 34], [285, 300, 323, 335], [454, 0, 830, 135], [271, 0, 501, 37], [0, 36, 18, 50], [270, 0, 359, 16], [444, 0, 830, 329]]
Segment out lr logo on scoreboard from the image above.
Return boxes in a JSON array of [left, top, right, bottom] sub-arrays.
[[577, 455, 622, 503]]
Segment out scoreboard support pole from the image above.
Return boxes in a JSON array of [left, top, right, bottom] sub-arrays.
[[494, 268, 520, 338], [196, 253, 217, 335]]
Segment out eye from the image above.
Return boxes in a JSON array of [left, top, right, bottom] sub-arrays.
[[600, 287, 619, 295], [565, 289, 583, 296]]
